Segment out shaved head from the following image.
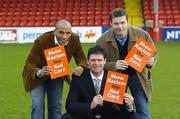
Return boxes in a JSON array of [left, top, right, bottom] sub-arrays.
[[54, 19, 72, 46], [55, 19, 71, 30]]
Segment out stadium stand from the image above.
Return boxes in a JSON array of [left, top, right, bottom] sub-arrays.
[[0, 0, 124, 27], [0, 0, 179, 27], [143, 0, 180, 26]]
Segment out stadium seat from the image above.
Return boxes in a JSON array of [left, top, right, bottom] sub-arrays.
[[26, 21, 35, 27], [42, 20, 50, 26], [0, 0, 124, 26], [80, 19, 87, 26], [34, 21, 42, 26], [4, 21, 13, 27], [49, 20, 56, 26], [94, 19, 102, 26], [0, 21, 5, 27], [19, 21, 27, 27], [12, 21, 20, 27], [72, 20, 80, 26], [102, 20, 109, 26], [87, 20, 94, 26]]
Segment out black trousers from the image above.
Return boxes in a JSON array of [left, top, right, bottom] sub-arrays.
[[62, 112, 140, 119]]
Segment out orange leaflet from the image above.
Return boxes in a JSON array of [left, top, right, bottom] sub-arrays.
[[103, 71, 128, 104], [44, 46, 71, 79], [124, 37, 156, 72]]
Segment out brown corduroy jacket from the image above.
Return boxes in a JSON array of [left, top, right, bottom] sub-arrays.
[[22, 31, 88, 92]]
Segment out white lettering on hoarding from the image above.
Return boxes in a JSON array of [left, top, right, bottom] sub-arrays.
[[23, 33, 41, 40], [167, 31, 180, 39], [0, 30, 16, 41]]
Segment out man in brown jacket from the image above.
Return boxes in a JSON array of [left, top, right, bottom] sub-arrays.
[[96, 8, 158, 119], [22, 19, 88, 119]]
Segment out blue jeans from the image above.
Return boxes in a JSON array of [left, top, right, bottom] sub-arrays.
[[128, 74, 150, 119], [30, 79, 63, 119]]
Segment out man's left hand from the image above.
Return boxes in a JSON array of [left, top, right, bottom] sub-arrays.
[[124, 93, 134, 108], [72, 66, 84, 76], [147, 57, 155, 67]]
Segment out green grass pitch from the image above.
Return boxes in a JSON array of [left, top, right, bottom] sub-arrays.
[[0, 42, 180, 119]]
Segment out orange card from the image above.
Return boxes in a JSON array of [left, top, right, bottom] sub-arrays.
[[103, 71, 128, 104], [44, 46, 71, 79], [124, 37, 156, 72]]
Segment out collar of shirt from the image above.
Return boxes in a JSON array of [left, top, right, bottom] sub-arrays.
[[114, 33, 128, 46], [90, 70, 104, 82], [54, 36, 60, 46]]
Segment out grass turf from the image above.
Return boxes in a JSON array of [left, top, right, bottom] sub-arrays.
[[0, 42, 179, 119]]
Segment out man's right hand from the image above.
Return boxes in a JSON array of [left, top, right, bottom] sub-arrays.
[[115, 60, 128, 70], [37, 66, 51, 78], [90, 95, 104, 110]]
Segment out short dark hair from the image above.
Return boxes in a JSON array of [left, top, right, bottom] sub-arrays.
[[87, 45, 106, 60], [109, 8, 128, 22]]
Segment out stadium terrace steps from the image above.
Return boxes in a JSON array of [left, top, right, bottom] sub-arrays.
[[125, 0, 144, 27]]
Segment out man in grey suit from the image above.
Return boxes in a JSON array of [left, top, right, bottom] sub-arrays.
[[96, 8, 158, 119]]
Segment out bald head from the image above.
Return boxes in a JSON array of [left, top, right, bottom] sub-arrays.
[[54, 19, 72, 46], [55, 19, 71, 30]]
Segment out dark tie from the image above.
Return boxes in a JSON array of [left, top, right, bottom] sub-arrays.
[[94, 78, 101, 95]]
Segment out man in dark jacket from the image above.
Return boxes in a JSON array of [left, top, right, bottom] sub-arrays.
[[62, 45, 140, 119], [22, 19, 88, 119]]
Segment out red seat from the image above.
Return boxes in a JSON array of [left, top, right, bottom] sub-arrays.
[[94, 19, 102, 26], [87, 11, 94, 15], [28, 16, 36, 21], [102, 20, 109, 26], [0, 21, 5, 26], [80, 11, 87, 15], [80, 15, 87, 20], [174, 15, 180, 19], [19, 21, 27, 27], [95, 16, 102, 21], [80, 19, 87, 26], [72, 16, 79, 20], [95, 10, 101, 15], [87, 16, 94, 20], [43, 16, 50, 21], [175, 19, 180, 26], [43, 12, 51, 16], [13, 16, 21, 21], [72, 11, 80, 15], [49, 20, 56, 26], [167, 19, 175, 26], [42, 20, 50, 26], [12, 21, 20, 27], [65, 16, 72, 22], [50, 16, 58, 21], [35, 16, 43, 20], [4, 21, 13, 27], [87, 20, 94, 26], [26, 21, 35, 27], [34, 21, 42, 26], [72, 20, 80, 26]]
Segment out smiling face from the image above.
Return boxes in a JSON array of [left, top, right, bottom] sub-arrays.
[[110, 16, 128, 39], [54, 20, 72, 46], [88, 54, 106, 77]]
